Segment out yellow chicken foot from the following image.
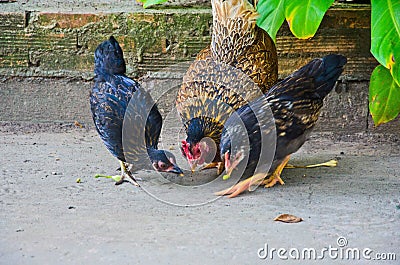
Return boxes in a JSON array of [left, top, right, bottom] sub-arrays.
[[215, 178, 250, 197], [262, 173, 285, 188], [215, 172, 267, 198], [95, 161, 140, 187], [115, 161, 140, 186], [215, 156, 291, 198], [201, 162, 225, 175], [285, 159, 338, 169], [262, 156, 290, 188]]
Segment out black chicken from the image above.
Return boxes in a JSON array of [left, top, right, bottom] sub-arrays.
[[90, 36, 183, 185], [216, 54, 347, 197]]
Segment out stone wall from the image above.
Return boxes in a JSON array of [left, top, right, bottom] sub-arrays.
[[0, 1, 399, 134]]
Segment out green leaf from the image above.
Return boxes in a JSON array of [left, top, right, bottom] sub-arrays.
[[136, 0, 168, 8], [94, 174, 122, 182], [284, 0, 334, 39], [371, 0, 400, 87], [256, 0, 286, 42], [393, 55, 400, 87], [369, 65, 400, 126]]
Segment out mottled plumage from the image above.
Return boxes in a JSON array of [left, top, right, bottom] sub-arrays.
[[90, 36, 182, 184], [219, 54, 347, 197], [177, 0, 278, 170]]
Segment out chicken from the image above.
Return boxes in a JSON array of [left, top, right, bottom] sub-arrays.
[[177, 0, 278, 173], [216, 54, 347, 197], [90, 36, 183, 185]]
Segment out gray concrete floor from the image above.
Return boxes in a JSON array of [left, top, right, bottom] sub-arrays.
[[0, 128, 399, 264]]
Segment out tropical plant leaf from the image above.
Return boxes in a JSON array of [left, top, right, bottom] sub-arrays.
[[393, 56, 400, 87], [371, 0, 400, 87], [136, 0, 168, 8], [369, 65, 400, 126], [256, 0, 286, 42], [284, 0, 334, 39]]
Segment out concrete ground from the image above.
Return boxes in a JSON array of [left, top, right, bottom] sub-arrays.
[[0, 127, 399, 265], [0, 1, 399, 264]]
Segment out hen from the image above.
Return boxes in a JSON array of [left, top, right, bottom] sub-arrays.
[[177, 0, 278, 173], [216, 54, 347, 197], [90, 36, 183, 185]]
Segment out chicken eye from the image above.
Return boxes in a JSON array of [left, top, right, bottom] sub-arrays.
[[159, 162, 167, 169]]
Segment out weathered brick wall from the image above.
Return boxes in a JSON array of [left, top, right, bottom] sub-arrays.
[[0, 9, 212, 78], [0, 5, 375, 79], [0, 2, 399, 134]]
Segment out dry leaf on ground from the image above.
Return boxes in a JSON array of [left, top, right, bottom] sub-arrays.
[[74, 121, 83, 128], [274, 214, 303, 223]]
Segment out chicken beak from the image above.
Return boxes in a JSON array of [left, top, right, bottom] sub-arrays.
[[170, 165, 184, 176], [223, 152, 233, 180], [222, 151, 244, 180], [190, 162, 197, 173], [190, 160, 198, 172]]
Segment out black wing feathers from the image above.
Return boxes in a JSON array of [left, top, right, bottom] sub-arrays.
[[90, 36, 162, 162]]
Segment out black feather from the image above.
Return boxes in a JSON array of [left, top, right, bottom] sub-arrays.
[[90, 36, 179, 172], [221, 54, 347, 179]]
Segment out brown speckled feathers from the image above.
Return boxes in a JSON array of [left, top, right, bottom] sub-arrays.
[[177, 0, 278, 129]]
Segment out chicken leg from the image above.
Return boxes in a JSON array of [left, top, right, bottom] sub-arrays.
[[215, 156, 290, 198], [201, 162, 225, 175], [262, 156, 289, 188], [95, 161, 140, 187]]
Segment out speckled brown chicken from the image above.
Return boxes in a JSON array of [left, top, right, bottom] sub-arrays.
[[177, 0, 278, 172]]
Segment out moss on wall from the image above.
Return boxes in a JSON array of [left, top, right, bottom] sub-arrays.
[[0, 6, 376, 80]]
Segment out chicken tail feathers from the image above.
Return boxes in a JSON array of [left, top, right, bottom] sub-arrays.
[[313, 54, 347, 98], [268, 54, 347, 101], [211, 0, 259, 64], [94, 36, 126, 77]]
